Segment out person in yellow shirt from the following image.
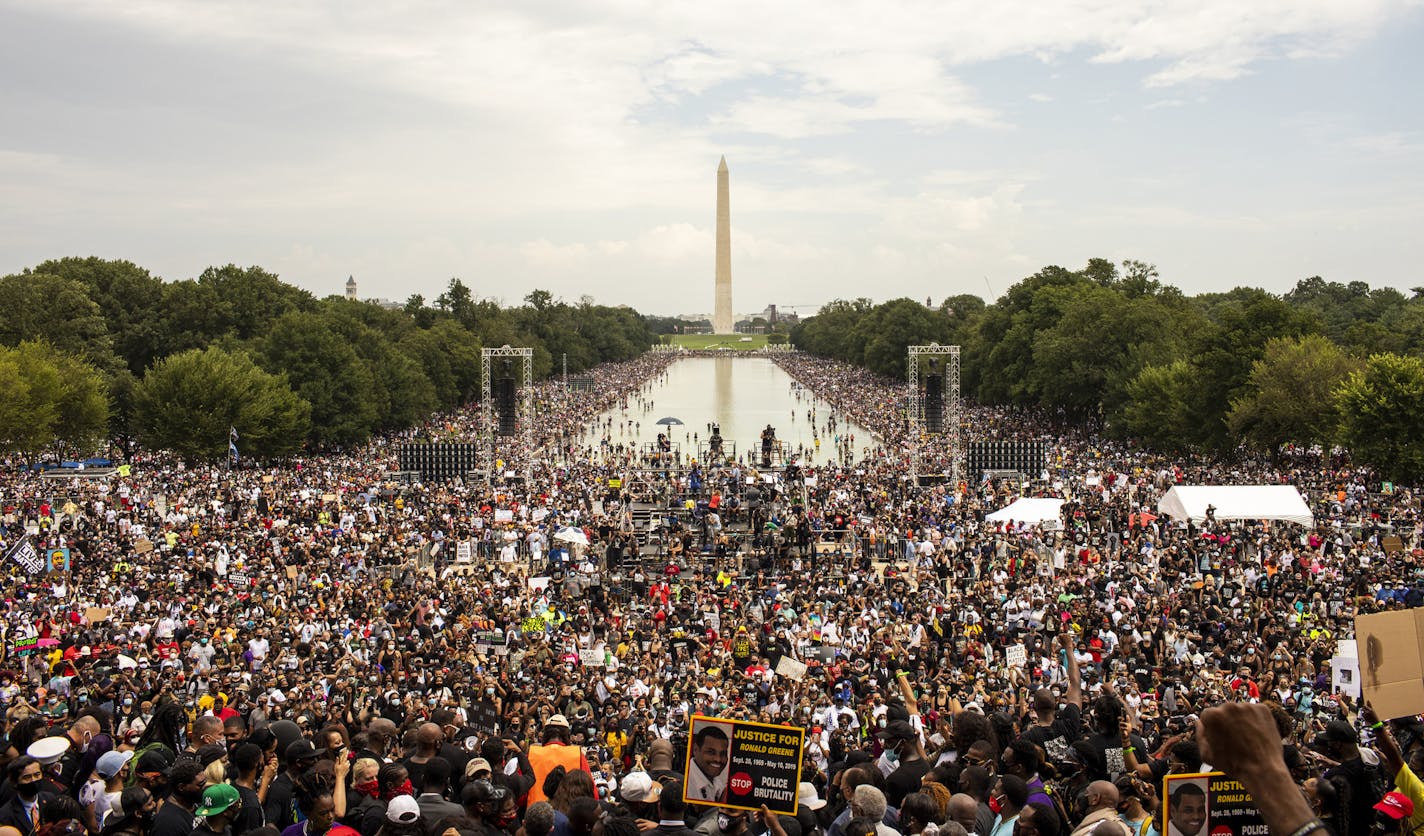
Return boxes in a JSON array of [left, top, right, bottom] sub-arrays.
[[1364, 704, 1424, 836]]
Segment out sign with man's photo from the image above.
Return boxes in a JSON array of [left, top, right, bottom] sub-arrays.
[[683, 715, 805, 815]]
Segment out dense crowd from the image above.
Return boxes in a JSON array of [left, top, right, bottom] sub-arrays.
[[1, 349, 1421, 836]]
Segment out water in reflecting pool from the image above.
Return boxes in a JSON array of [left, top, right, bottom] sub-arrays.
[[582, 356, 878, 466]]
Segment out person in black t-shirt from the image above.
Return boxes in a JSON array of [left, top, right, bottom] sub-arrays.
[[1020, 634, 1083, 769], [876, 721, 930, 809]]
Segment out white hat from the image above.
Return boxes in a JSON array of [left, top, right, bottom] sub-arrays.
[[28, 736, 70, 765], [797, 782, 826, 811], [619, 771, 662, 804], [386, 796, 421, 824], [546, 714, 570, 729]]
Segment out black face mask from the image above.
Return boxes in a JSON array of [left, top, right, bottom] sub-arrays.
[[176, 784, 205, 805], [16, 781, 41, 801]]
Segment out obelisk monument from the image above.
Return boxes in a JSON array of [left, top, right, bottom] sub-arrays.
[[713, 156, 733, 334]]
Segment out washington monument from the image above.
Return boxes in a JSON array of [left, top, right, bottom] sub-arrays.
[[713, 156, 733, 334]]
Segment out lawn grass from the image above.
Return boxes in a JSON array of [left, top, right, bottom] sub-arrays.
[[668, 334, 770, 350]]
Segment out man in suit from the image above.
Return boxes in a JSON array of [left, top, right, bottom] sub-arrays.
[[415, 758, 464, 834], [0, 757, 56, 836], [653, 784, 697, 836]]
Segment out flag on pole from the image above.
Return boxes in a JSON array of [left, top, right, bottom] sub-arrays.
[[229, 439, 240, 462], [4, 537, 43, 574], [230, 426, 239, 441]]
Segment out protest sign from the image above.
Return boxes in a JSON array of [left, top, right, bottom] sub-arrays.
[[456, 540, 474, 564], [683, 716, 804, 814], [1332, 655, 1361, 698], [85, 608, 111, 624], [1355, 608, 1424, 719], [470, 700, 500, 734], [775, 656, 807, 681], [47, 548, 71, 572], [133, 539, 153, 555], [8, 637, 38, 657], [5, 538, 43, 574], [1005, 644, 1027, 667], [579, 648, 605, 667], [1162, 772, 1263, 836]]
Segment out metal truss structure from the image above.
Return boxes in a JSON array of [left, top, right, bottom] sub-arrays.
[[481, 346, 534, 480], [906, 344, 961, 482]]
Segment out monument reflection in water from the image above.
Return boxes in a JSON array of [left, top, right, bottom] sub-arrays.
[[590, 356, 877, 466]]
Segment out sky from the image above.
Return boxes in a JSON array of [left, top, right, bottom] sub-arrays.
[[2, 0, 1422, 317]]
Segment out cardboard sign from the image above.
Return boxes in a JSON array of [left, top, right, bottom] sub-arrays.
[[133, 539, 153, 554], [263, 475, 274, 483], [1356, 608, 1424, 720], [85, 608, 111, 624], [1383, 536, 1404, 554], [286, 566, 299, 579], [775, 656, 808, 681], [579, 648, 605, 667], [1162, 772, 1262, 836], [1005, 644, 1027, 667], [684, 716, 804, 814]]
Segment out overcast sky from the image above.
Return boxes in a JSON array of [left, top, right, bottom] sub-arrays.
[[2, 1, 1421, 316]]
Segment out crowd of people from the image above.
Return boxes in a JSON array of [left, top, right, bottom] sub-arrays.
[[0, 347, 1421, 836]]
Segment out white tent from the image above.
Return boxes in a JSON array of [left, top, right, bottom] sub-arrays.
[[1157, 485, 1314, 527], [986, 497, 1064, 528]]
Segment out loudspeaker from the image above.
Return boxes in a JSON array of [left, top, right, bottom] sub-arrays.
[[925, 373, 943, 433], [496, 376, 517, 437]]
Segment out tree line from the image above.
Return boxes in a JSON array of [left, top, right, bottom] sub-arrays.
[[0, 258, 654, 462], [791, 259, 1424, 482]]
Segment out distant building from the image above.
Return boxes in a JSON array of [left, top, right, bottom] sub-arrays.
[[345, 276, 358, 301]]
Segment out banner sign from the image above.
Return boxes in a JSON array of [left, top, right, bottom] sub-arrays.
[[1162, 772, 1263, 836], [5, 537, 43, 574], [46, 548, 71, 572], [683, 716, 805, 814]]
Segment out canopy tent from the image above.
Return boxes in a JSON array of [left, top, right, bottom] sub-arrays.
[[985, 497, 1064, 528], [1157, 485, 1314, 527]]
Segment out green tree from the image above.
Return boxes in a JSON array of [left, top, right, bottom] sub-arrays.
[[1334, 353, 1424, 483], [0, 342, 109, 457], [135, 347, 310, 460], [1118, 360, 1199, 451], [850, 299, 954, 379], [1185, 288, 1319, 448], [399, 319, 482, 409], [0, 272, 115, 368], [27, 257, 167, 374], [1226, 334, 1360, 453], [258, 311, 379, 447]]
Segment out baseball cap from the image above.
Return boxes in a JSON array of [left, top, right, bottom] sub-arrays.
[[464, 758, 492, 780], [137, 748, 175, 776], [1377, 792, 1415, 820], [619, 771, 662, 804], [546, 714, 570, 729], [1322, 720, 1358, 744], [96, 750, 135, 779], [286, 740, 319, 762], [195, 784, 240, 818], [386, 795, 421, 824]]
